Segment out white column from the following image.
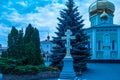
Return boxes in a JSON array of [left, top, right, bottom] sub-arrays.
[[92, 29, 96, 59], [117, 28, 120, 59]]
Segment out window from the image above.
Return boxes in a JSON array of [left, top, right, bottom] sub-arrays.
[[47, 45, 49, 48], [103, 34, 110, 46], [98, 40, 101, 50], [112, 40, 115, 50]]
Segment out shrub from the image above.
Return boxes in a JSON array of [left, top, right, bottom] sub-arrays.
[[0, 58, 59, 75], [1, 64, 16, 74]]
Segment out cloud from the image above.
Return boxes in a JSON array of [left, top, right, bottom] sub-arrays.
[[0, 24, 11, 46], [0, 0, 120, 46], [6, 11, 23, 23], [112, 0, 120, 24], [0, 2, 66, 45], [16, 1, 27, 7], [0, 24, 11, 37]]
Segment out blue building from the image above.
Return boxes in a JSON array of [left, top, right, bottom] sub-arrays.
[[86, 0, 120, 59]]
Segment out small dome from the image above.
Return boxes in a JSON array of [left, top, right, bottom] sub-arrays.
[[89, 0, 115, 17], [100, 11, 108, 20]]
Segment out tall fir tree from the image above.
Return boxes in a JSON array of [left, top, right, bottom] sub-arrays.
[[7, 27, 25, 59], [7, 26, 19, 59], [24, 24, 34, 44], [6, 24, 44, 65], [50, 0, 91, 72], [24, 24, 44, 65], [32, 28, 44, 65], [24, 41, 37, 65], [16, 29, 25, 59]]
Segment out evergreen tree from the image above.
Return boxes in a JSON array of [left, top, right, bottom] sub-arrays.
[[7, 26, 19, 59], [1, 51, 8, 58], [24, 41, 37, 65], [6, 24, 44, 65], [24, 24, 34, 44], [7, 27, 25, 59], [50, 0, 91, 72], [16, 29, 25, 59], [32, 28, 44, 65], [24, 24, 44, 65]]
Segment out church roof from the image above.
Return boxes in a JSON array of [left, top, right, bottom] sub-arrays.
[[89, 0, 115, 17], [86, 23, 120, 30], [94, 23, 120, 27]]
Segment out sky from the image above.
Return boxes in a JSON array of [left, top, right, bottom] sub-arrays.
[[0, 0, 120, 47]]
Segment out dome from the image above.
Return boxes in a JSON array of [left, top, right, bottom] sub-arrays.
[[47, 35, 50, 40], [89, 0, 115, 17]]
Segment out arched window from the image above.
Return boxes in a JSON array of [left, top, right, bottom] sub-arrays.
[[112, 40, 115, 50], [98, 40, 101, 50], [103, 33, 110, 46]]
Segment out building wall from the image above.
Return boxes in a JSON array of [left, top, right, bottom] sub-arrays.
[[87, 28, 120, 59], [0, 47, 7, 56], [40, 40, 56, 61]]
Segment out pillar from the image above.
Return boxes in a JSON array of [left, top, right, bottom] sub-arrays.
[[92, 29, 96, 59]]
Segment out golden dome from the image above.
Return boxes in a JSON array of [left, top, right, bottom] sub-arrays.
[[89, 0, 115, 17]]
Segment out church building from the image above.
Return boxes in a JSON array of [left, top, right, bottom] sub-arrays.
[[86, 0, 120, 59]]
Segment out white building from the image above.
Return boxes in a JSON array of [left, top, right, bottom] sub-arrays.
[[40, 35, 55, 61], [0, 44, 7, 56]]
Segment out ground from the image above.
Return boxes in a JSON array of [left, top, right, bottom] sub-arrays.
[[81, 63, 120, 80], [0, 63, 120, 80]]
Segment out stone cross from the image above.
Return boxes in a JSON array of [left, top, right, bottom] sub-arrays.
[[62, 29, 75, 57]]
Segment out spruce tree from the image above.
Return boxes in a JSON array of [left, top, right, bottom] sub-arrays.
[[50, 0, 91, 72]]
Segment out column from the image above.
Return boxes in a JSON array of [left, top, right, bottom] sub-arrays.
[[92, 29, 96, 59], [117, 28, 120, 59]]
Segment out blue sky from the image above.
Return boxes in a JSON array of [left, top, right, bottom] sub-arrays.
[[0, 0, 120, 47]]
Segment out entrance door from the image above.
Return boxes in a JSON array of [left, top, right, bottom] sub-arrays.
[[104, 50, 109, 59]]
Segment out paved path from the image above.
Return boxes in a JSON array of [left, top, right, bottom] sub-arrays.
[[0, 63, 120, 80], [0, 74, 2, 80], [80, 63, 120, 80], [44, 63, 120, 80]]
